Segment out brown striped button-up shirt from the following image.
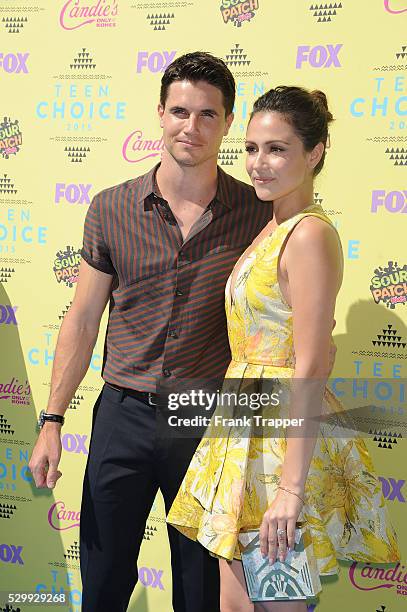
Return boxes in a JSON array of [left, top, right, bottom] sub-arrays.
[[81, 164, 273, 392]]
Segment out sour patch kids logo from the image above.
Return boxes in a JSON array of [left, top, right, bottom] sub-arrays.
[[220, 0, 259, 27], [53, 246, 81, 287], [0, 117, 22, 158], [370, 261, 407, 309]]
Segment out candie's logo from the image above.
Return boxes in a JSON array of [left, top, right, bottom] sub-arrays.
[[384, 0, 407, 13], [0, 377, 31, 405], [122, 130, 164, 163], [60, 0, 119, 30], [53, 247, 82, 287], [349, 562, 407, 595], [220, 0, 259, 27], [48, 501, 80, 531], [0, 117, 22, 159], [370, 261, 407, 308]]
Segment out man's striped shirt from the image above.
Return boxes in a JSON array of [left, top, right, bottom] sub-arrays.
[[81, 164, 273, 392]]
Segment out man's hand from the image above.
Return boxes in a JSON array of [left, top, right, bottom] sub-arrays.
[[29, 423, 62, 489]]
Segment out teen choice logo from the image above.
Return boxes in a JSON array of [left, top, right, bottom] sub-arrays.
[[220, 0, 259, 27]]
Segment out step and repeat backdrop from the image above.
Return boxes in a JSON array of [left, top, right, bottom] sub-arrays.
[[1, 0, 406, 610]]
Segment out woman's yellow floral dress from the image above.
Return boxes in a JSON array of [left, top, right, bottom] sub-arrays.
[[167, 204, 400, 579]]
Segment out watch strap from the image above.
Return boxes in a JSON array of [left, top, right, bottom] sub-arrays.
[[38, 410, 65, 427]]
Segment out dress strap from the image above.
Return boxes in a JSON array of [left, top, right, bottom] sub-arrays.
[[271, 205, 338, 258]]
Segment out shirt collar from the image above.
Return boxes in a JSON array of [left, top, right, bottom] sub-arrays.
[[128, 163, 160, 204], [129, 163, 236, 210], [214, 166, 234, 210]]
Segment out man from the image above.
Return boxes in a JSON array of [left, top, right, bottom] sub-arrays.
[[29, 52, 274, 611]]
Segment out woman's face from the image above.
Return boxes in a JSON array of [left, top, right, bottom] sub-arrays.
[[245, 111, 320, 202]]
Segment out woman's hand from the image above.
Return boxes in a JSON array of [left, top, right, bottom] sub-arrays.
[[259, 487, 303, 564]]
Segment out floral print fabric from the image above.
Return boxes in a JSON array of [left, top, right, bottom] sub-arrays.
[[167, 204, 400, 577]]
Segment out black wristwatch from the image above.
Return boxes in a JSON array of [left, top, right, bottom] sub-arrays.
[[37, 409, 65, 429]]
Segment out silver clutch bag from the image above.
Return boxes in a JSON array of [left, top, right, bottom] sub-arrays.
[[240, 526, 321, 602]]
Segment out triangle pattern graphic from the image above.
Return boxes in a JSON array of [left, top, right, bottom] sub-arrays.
[[2, 16, 28, 33], [224, 43, 251, 67], [369, 428, 402, 450], [310, 1, 342, 22], [396, 44, 407, 60], [64, 540, 80, 560], [69, 394, 84, 410], [0, 173, 17, 195], [70, 48, 96, 70], [59, 301, 73, 321], [313, 191, 324, 205], [0, 267, 15, 283], [143, 524, 158, 540], [64, 146, 91, 162], [0, 414, 14, 435], [372, 323, 407, 348], [147, 12, 175, 30], [218, 148, 243, 166], [0, 503, 17, 519], [385, 147, 407, 166]]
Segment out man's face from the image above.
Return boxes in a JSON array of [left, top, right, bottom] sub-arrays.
[[158, 80, 234, 167]]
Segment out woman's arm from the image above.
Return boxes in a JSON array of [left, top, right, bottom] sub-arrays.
[[280, 216, 343, 492], [259, 216, 343, 562]]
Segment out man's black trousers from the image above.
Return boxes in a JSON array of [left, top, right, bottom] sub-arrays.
[[80, 383, 220, 611]]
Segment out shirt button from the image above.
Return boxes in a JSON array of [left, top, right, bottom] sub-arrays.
[[162, 368, 171, 377], [175, 288, 183, 296], [179, 250, 184, 258], [168, 330, 178, 338]]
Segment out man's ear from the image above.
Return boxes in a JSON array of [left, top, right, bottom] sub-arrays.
[[158, 103, 164, 128], [224, 112, 234, 136]]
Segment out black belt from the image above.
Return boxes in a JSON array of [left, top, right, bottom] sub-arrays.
[[106, 383, 158, 406]]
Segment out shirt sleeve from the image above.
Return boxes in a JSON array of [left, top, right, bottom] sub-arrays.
[[81, 193, 116, 275]]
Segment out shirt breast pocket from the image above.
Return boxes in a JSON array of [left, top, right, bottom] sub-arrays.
[[112, 270, 176, 312]]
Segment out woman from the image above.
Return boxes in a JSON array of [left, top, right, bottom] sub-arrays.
[[167, 86, 399, 611]]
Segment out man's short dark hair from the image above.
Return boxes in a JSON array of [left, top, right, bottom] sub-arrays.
[[160, 51, 235, 116]]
